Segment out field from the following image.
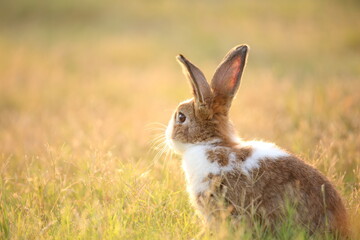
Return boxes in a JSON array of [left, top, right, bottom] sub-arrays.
[[0, 0, 359, 239]]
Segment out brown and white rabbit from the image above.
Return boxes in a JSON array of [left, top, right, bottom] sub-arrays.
[[165, 45, 348, 236]]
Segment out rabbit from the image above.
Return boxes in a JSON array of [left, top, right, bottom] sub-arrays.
[[165, 45, 348, 237]]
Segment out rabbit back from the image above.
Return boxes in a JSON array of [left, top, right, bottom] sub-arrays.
[[182, 140, 348, 235]]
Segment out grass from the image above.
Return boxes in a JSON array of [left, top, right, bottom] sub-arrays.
[[0, 0, 359, 239]]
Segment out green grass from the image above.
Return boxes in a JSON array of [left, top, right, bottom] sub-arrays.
[[0, 0, 359, 239]]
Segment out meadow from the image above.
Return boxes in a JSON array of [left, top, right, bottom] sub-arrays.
[[0, 0, 359, 239]]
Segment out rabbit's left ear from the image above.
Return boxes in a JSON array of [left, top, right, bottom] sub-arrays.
[[211, 45, 249, 113], [177, 54, 213, 110]]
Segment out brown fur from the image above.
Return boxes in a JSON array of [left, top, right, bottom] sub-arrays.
[[169, 45, 348, 237], [171, 100, 218, 144], [207, 148, 229, 166], [234, 147, 253, 162], [207, 147, 252, 166], [171, 99, 242, 147], [196, 155, 348, 237]]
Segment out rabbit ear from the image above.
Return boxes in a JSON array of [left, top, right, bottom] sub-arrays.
[[177, 54, 213, 109], [211, 45, 249, 113]]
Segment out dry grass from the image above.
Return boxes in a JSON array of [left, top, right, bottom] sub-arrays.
[[0, 0, 359, 239]]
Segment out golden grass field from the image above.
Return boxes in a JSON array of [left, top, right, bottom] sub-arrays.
[[0, 0, 359, 239]]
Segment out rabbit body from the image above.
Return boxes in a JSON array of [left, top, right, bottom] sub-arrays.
[[181, 140, 347, 234], [166, 45, 348, 236]]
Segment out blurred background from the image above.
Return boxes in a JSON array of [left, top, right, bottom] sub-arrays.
[[0, 0, 359, 239]]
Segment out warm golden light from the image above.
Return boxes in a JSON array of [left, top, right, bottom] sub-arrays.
[[0, 0, 359, 239]]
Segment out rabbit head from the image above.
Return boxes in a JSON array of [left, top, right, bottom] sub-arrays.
[[166, 45, 249, 153]]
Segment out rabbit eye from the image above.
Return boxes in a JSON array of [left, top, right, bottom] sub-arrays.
[[178, 112, 186, 123]]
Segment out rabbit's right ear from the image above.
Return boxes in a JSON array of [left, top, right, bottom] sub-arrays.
[[211, 45, 249, 114], [177, 54, 213, 113]]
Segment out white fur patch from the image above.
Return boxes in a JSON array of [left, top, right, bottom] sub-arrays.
[[179, 140, 289, 200], [240, 141, 289, 175], [182, 145, 218, 195], [181, 144, 234, 202]]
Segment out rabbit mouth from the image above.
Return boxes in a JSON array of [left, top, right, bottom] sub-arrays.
[[165, 118, 176, 151], [165, 117, 190, 154]]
